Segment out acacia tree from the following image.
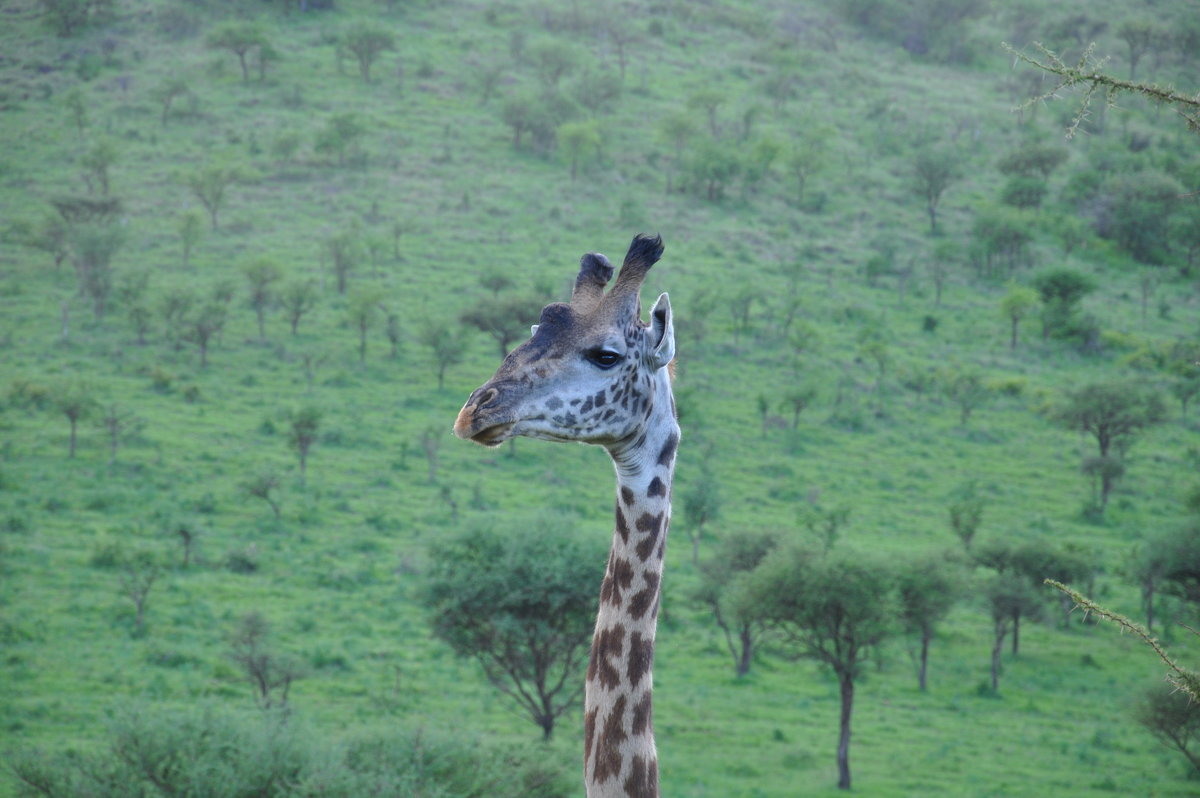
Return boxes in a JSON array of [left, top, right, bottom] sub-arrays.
[[206, 23, 268, 82], [80, 139, 117, 195], [227, 612, 303, 709], [696, 528, 781, 677], [243, 258, 281, 341], [347, 290, 381, 363], [948, 482, 985, 551], [742, 546, 895, 790], [423, 521, 605, 740], [681, 466, 722, 565], [184, 164, 241, 230], [460, 295, 542, 359], [557, 121, 603, 180], [181, 301, 228, 367], [975, 538, 1089, 653], [99, 403, 142, 466], [895, 550, 965, 691], [279, 280, 317, 335], [1116, 20, 1159, 81], [118, 548, 162, 636], [1051, 381, 1166, 510], [315, 114, 366, 167], [324, 230, 360, 294], [999, 284, 1039, 350], [418, 320, 465, 389], [178, 210, 204, 269], [68, 222, 124, 319], [154, 78, 191, 127], [1134, 681, 1200, 774], [244, 471, 282, 520], [982, 573, 1041, 692], [286, 405, 321, 479], [343, 22, 395, 83], [1031, 268, 1094, 342], [54, 380, 95, 458], [942, 368, 989, 426], [913, 146, 959, 235], [786, 131, 831, 207]]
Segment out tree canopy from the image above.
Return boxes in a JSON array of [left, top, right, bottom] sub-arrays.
[[423, 518, 606, 740]]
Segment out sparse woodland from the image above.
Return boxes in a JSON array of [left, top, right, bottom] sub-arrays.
[[2, 0, 1199, 795]]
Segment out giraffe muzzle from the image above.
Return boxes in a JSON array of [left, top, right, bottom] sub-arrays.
[[454, 384, 516, 445]]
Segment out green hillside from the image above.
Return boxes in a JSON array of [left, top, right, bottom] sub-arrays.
[[1, 0, 1199, 795]]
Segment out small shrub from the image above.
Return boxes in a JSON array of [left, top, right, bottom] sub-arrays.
[[922, 314, 939, 332], [149, 366, 175, 393], [1099, 329, 1139, 352], [989, 376, 1027, 397], [224, 546, 258, 574], [89, 538, 124, 568], [85, 493, 113, 511], [7, 379, 51, 410]]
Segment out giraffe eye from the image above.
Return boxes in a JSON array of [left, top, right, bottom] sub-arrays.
[[586, 349, 622, 369]]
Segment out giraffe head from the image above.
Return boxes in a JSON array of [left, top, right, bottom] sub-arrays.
[[455, 234, 674, 454]]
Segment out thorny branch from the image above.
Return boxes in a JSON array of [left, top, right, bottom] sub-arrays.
[[1046, 579, 1200, 700], [1003, 42, 1200, 138]]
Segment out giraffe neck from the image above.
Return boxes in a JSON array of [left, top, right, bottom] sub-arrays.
[[584, 395, 678, 798]]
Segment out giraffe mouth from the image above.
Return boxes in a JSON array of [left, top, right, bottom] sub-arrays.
[[469, 422, 516, 447]]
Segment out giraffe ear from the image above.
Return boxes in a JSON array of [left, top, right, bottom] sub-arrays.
[[648, 292, 674, 370]]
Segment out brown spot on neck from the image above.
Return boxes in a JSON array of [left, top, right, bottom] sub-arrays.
[[587, 624, 625, 691], [591, 694, 628, 785]]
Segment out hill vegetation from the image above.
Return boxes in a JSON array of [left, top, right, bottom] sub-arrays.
[[1, 0, 1199, 795]]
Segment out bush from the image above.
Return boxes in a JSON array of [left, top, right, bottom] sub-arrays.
[[225, 545, 259, 574], [988, 376, 1027, 397], [10, 706, 573, 798]]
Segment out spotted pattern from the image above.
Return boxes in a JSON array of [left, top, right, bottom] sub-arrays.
[[588, 624, 625, 691], [600, 555, 635, 607], [592, 694, 628, 784], [623, 755, 657, 798]]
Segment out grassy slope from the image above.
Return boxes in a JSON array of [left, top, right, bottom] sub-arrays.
[[1, 0, 1199, 795]]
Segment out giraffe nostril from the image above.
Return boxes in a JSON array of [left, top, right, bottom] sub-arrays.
[[477, 388, 500, 409]]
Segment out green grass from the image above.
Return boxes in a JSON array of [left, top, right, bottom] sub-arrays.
[[2, 0, 1200, 795]]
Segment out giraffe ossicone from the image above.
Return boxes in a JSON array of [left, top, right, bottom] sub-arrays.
[[455, 233, 678, 798]]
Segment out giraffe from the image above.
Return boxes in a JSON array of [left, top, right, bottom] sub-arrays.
[[454, 233, 677, 798]]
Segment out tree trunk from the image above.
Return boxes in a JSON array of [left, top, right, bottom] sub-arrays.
[[1010, 317, 1018, 350], [1144, 578, 1155, 632], [68, 417, 78, 458], [736, 627, 753, 678], [918, 627, 930, 692], [1011, 611, 1020, 656], [991, 624, 1006, 692], [836, 672, 854, 790]]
